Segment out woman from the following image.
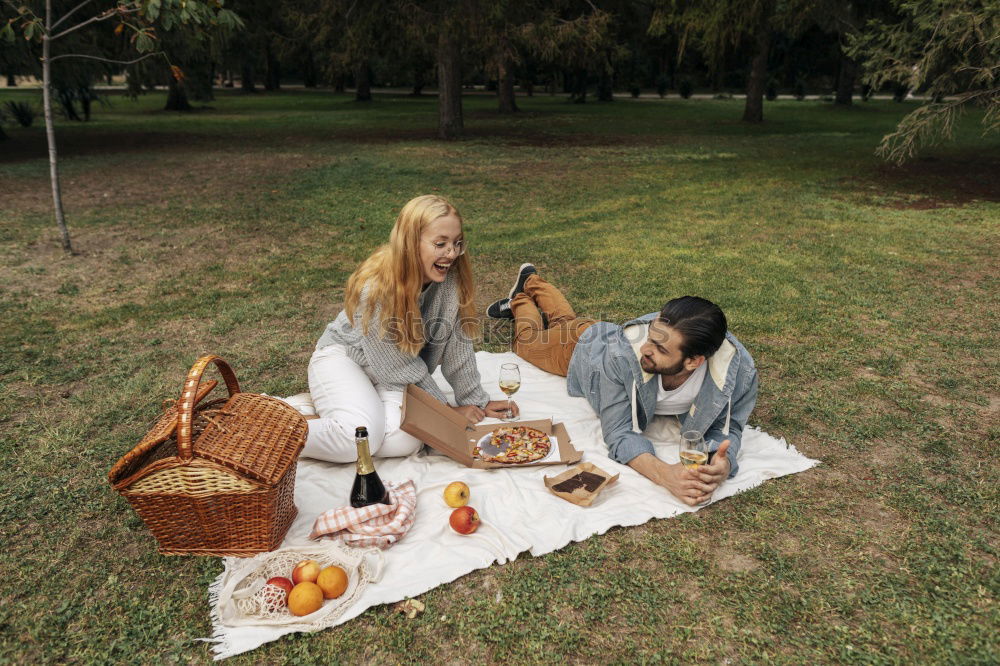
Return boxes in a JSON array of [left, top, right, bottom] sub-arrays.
[[302, 194, 517, 462]]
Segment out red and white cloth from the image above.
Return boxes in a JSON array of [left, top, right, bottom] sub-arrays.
[[309, 480, 417, 549]]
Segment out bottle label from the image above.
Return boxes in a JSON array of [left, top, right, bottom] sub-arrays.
[[356, 438, 375, 475]]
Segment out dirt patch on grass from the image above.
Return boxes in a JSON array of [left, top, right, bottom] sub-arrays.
[[1, 145, 333, 216], [841, 154, 1000, 209], [922, 394, 950, 408], [715, 546, 759, 573]]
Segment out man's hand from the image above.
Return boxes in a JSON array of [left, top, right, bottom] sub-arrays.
[[484, 400, 519, 419], [628, 453, 716, 507], [452, 404, 485, 423], [691, 439, 731, 503]]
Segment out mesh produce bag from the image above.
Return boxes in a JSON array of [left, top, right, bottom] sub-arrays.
[[210, 542, 383, 629]]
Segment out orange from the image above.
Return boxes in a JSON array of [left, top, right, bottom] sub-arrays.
[[316, 565, 349, 599], [287, 581, 324, 616]]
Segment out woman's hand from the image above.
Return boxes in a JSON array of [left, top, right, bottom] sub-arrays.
[[452, 404, 486, 423], [484, 400, 519, 419], [452, 401, 519, 423]]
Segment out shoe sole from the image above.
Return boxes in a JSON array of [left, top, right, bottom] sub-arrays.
[[508, 263, 536, 299], [487, 300, 514, 319]]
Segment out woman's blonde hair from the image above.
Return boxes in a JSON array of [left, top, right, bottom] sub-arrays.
[[344, 195, 478, 356]]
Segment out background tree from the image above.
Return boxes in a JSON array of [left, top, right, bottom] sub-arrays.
[[222, 0, 278, 93], [651, 0, 821, 122], [434, 2, 465, 138], [850, 0, 999, 163], [126, 12, 237, 110], [477, 0, 583, 114], [1, 0, 241, 254], [480, 0, 531, 113], [400, 0, 478, 139], [288, 0, 397, 103], [808, 0, 894, 106], [0, 21, 34, 86], [523, 1, 616, 105]]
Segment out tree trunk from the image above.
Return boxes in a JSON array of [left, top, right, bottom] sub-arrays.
[[42, 1, 73, 255], [81, 92, 91, 120], [571, 68, 587, 103], [207, 62, 216, 100], [265, 43, 280, 91], [437, 30, 463, 139], [412, 61, 428, 95], [165, 76, 193, 111], [597, 66, 613, 101], [303, 55, 317, 88], [5, 74, 15, 87], [742, 28, 770, 123], [497, 48, 517, 113], [355, 60, 372, 101], [59, 91, 81, 121], [241, 59, 255, 93], [835, 51, 856, 106]]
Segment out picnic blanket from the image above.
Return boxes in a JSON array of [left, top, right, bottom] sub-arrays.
[[206, 351, 818, 659]]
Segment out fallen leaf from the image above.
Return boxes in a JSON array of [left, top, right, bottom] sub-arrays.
[[394, 598, 425, 619]]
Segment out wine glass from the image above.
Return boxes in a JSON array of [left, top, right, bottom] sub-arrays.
[[679, 430, 709, 468], [498, 363, 520, 422]]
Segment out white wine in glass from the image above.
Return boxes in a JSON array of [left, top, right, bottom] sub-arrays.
[[680, 430, 708, 467], [498, 363, 520, 421]]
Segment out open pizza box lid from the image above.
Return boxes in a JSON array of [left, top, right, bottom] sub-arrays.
[[400, 384, 583, 469]]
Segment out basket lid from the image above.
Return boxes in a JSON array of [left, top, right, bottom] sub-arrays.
[[193, 394, 307, 485]]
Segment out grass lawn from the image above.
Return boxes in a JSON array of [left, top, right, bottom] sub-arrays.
[[1, 88, 998, 664]]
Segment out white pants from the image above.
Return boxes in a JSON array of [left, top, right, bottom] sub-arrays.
[[302, 344, 423, 463]]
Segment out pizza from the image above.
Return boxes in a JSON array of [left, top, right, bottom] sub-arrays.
[[476, 425, 552, 464]]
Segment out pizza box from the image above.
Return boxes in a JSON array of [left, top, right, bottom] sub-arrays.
[[400, 384, 583, 469]]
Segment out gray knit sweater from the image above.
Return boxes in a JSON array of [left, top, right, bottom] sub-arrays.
[[316, 271, 490, 407]]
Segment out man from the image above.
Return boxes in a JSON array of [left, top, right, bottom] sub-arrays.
[[487, 264, 758, 506]]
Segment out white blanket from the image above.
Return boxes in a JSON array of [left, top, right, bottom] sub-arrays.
[[207, 352, 818, 659]]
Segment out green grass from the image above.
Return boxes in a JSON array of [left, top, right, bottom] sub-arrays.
[[1, 89, 998, 664]]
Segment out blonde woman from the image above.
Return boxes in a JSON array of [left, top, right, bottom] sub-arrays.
[[302, 195, 517, 462]]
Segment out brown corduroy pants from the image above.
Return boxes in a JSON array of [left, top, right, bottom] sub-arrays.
[[510, 275, 597, 377]]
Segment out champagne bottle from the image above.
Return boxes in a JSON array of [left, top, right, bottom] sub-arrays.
[[350, 426, 390, 508]]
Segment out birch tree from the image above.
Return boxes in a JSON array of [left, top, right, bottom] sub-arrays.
[[1, 0, 241, 254]]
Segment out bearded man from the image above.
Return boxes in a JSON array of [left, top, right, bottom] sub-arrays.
[[487, 264, 758, 506]]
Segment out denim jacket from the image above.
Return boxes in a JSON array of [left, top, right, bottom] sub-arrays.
[[566, 313, 758, 477]]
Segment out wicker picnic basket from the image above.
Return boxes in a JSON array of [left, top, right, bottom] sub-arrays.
[[108, 355, 307, 556]]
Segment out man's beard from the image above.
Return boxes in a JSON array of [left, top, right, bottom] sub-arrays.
[[642, 356, 686, 377]]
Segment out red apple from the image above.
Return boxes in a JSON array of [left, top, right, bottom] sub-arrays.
[[449, 506, 480, 534], [291, 559, 321, 585], [267, 576, 294, 597], [264, 576, 294, 610]]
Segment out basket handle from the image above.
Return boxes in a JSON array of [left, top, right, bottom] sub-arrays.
[[176, 355, 241, 459]]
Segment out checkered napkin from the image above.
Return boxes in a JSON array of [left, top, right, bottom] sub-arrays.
[[309, 480, 417, 549]]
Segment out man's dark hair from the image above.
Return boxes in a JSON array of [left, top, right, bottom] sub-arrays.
[[657, 296, 727, 359]]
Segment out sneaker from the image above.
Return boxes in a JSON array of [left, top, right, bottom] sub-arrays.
[[487, 297, 514, 319], [508, 263, 537, 299]]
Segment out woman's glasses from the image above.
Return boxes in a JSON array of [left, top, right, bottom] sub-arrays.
[[425, 239, 466, 257]]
